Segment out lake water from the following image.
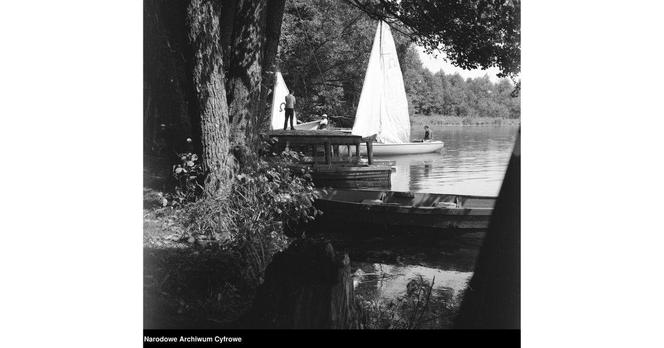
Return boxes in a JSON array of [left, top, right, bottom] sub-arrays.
[[341, 231, 485, 329], [384, 126, 519, 196], [340, 126, 519, 328]]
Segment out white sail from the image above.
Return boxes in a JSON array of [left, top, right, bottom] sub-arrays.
[[352, 21, 411, 144], [270, 71, 296, 130]]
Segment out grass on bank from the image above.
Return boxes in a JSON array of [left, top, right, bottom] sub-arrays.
[[411, 114, 520, 127]]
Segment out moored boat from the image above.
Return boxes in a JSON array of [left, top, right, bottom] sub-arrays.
[[315, 189, 495, 233], [294, 120, 322, 130], [351, 21, 445, 157], [360, 141, 444, 156]]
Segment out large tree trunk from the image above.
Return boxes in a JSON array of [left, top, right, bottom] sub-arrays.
[[454, 130, 520, 329], [226, 0, 268, 148], [187, 0, 234, 196], [145, 0, 287, 189], [226, 0, 286, 149], [254, 0, 286, 143]]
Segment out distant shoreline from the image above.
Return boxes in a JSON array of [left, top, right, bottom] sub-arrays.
[[411, 114, 520, 127]]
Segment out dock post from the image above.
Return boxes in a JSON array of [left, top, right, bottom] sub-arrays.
[[355, 144, 360, 161], [366, 141, 373, 165], [346, 145, 351, 162], [311, 145, 316, 163], [324, 141, 332, 165]]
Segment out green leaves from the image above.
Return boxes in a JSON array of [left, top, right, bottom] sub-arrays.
[[356, 0, 521, 79]]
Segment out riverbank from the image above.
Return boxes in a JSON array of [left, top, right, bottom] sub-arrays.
[[411, 114, 520, 127], [143, 150, 321, 328], [143, 206, 258, 329], [144, 191, 475, 329], [142, 144, 492, 329]]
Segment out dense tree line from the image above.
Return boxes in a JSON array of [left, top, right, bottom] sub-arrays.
[[401, 46, 520, 119], [275, 0, 519, 124]]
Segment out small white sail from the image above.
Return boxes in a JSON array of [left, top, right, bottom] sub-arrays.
[[270, 71, 297, 130], [352, 21, 411, 144]]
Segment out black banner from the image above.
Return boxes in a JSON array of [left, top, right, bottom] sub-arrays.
[[144, 329, 520, 347]]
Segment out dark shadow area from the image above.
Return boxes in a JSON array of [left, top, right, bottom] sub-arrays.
[[455, 130, 520, 329], [143, 247, 257, 329]]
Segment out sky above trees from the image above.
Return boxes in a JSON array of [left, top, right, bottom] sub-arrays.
[[417, 46, 503, 83]]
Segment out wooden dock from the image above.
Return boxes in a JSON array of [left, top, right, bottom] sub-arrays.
[[266, 130, 391, 189]]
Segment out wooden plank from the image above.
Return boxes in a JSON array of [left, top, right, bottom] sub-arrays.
[[312, 165, 391, 172], [268, 129, 352, 137], [266, 130, 363, 146]]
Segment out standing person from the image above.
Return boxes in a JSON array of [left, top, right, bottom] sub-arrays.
[[318, 114, 329, 130], [423, 125, 432, 141], [280, 90, 296, 130]]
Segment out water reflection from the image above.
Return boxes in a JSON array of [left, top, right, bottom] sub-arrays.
[[353, 263, 472, 301], [351, 262, 473, 328], [329, 232, 484, 328], [385, 126, 519, 196]]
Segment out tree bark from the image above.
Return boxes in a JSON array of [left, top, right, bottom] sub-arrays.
[[187, 0, 234, 196], [226, 0, 285, 149], [226, 0, 268, 148]]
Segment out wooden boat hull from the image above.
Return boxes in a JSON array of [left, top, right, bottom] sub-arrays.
[[359, 141, 444, 156], [310, 165, 391, 189], [314, 189, 495, 233]]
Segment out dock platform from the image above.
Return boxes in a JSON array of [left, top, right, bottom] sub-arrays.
[[266, 130, 391, 189]]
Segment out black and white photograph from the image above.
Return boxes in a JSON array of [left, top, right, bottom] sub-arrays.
[[3, 0, 664, 347], [142, 0, 519, 334]]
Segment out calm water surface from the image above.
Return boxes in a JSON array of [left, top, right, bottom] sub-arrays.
[[386, 126, 519, 196], [339, 126, 519, 328]]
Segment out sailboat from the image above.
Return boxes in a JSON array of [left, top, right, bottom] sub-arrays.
[[352, 21, 445, 156], [270, 71, 321, 131]]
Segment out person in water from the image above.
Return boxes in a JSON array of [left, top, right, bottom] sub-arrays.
[[423, 125, 432, 141], [280, 90, 296, 130], [318, 114, 329, 130]]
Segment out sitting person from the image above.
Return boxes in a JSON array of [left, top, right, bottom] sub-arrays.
[[318, 114, 329, 130], [423, 125, 432, 141]]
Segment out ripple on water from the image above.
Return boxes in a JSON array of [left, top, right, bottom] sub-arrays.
[[352, 263, 473, 302], [388, 126, 518, 196]]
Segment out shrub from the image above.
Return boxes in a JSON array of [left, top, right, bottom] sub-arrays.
[[358, 275, 435, 329], [171, 153, 205, 205], [178, 148, 323, 284]]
